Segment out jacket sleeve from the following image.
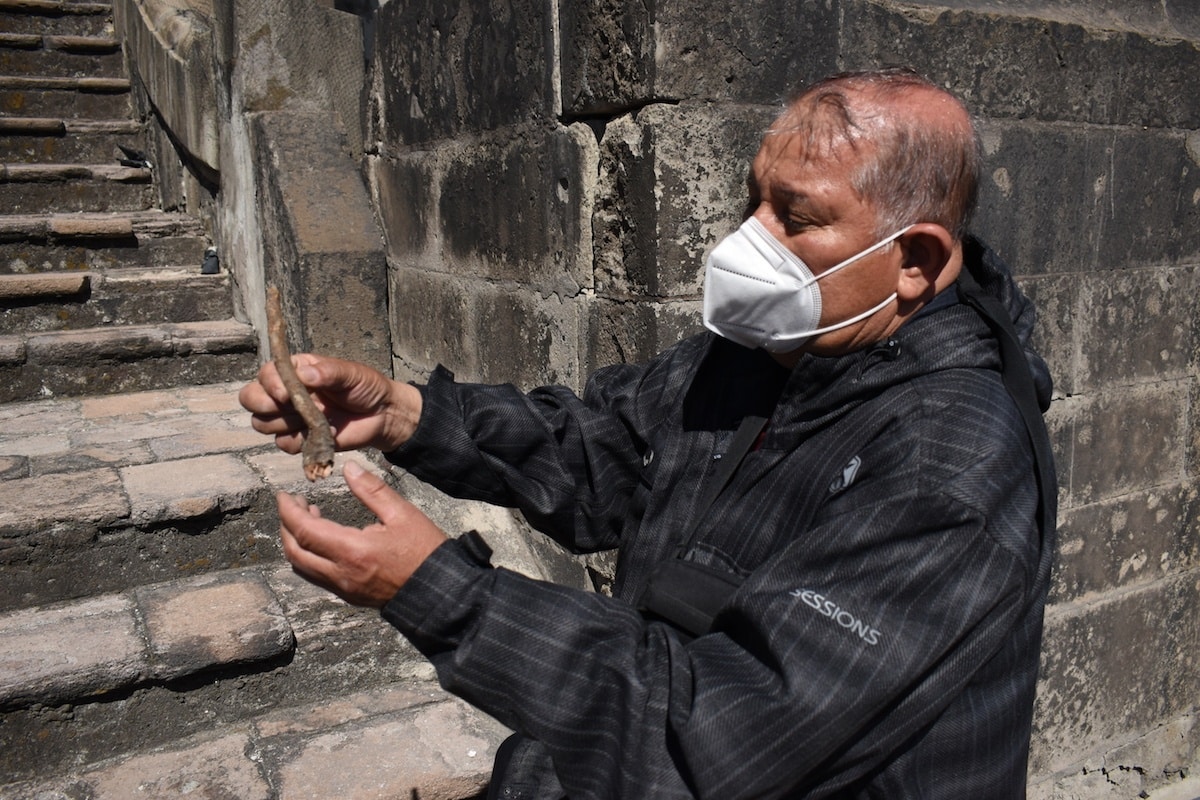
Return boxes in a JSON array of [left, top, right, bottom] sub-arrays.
[[384, 355, 674, 553], [380, 424, 1040, 799]]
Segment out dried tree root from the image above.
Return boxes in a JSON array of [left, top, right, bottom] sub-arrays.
[[266, 285, 335, 481]]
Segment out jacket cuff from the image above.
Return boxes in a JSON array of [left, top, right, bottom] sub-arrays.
[[380, 530, 494, 653], [383, 366, 452, 470]]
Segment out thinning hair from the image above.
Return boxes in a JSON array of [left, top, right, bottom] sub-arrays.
[[775, 67, 981, 241]]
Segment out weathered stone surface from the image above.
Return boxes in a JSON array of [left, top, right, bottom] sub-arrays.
[[376, 123, 596, 299], [558, 0, 654, 114], [112, 0, 220, 174], [1078, 267, 1198, 390], [265, 697, 506, 800], [583, 296, 703, 378], [25, 324, 171, 362], [924, 0, 1197, 40], [593, 104, 775, 299], [652, 0, 839, 105], [0, 594, 144, 707], [439, 124, 596, 292], [1051, 483, 1198, 603], [973, 122, 1200, 277], [121, 453, 261, 524], [387, 266, 472, 380], [0, 466, 127, 533], [0, 271, 87, 299], [1049, 385, 1188, 507], [374, 0, 554, 144], [842, 0, 1200, 128], [136, 570, 293, 680], [1032, 573, 1200, 776], [475, 284, 580, 390], [82, 732, 272, 800], [252, 111, 390, 373], [1015, 274, 1076, 397]]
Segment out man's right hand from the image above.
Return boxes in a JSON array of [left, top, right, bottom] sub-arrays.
[[239, 354, 423, 455]]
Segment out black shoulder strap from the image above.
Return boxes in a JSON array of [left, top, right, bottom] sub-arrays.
[[956, 267, 1058, 540], [682, 414, 768, 547]]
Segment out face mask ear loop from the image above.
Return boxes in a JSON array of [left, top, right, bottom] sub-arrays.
[[799, 290, 898, 339], [803, 224, 915, 287]]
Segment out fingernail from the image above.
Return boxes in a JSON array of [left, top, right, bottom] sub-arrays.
[[297, 365, 319, 384], [344, 460, 364, 479]]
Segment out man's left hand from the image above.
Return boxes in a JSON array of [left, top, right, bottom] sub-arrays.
[[277, 460, 448, 607]]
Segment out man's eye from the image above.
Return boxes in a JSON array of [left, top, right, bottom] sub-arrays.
[[783, 217, 811, 233]]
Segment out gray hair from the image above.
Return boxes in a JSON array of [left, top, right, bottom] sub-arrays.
[[776, 68, 981, 241]]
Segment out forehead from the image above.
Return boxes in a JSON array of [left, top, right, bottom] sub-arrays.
[[750, 122, 867, 203]]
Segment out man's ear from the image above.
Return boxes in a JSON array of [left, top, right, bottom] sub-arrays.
[[896, 224, 958, 304]]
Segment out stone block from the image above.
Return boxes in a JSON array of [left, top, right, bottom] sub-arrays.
[[0, 335, 25, 365], [0, 467, 128, 535], [377, 124, 596, 298], [584, 297, 703, 377], [438, 124, 596, 294], [264, 697, 507, 800], [475, 284, 581, 390], [593, 105, 775, 299], [1078, 267, 1198, 391], [1051, 483, 1198, 604], [651, 0, 839, 106], [841, 1, 1200, 128], [388, 266, 473, 378], [974, 123, 1200, 278], [26, 325, 172, 363], [558, 0, 654, 114], [1050, 384, 1187, 507], [120, 454, 262, 525], [135, 570, 294, 681], [1016, 274, 1077, 398], [1032, 573, 1200, 776], [373, 154, 434, 259], [0, 594, 144, 707], [374, 0, 554, 144], [80, 731, 271, 800], [252, 111, 391, 373]]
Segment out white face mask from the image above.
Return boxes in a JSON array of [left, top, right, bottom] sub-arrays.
[[702, 216, 913, 353]]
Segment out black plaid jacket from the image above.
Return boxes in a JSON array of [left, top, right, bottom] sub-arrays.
[[383, 241, 1056, 799]]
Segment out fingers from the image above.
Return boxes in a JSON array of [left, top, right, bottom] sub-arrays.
[[342, 460, 414, 526]]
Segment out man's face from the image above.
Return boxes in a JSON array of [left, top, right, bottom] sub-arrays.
[[745, 116, 904, 358]]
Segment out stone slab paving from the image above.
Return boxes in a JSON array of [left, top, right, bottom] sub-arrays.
[[0, 380, 386, 534], [0, 569, 294, 706], [0, 684, 508, 799]]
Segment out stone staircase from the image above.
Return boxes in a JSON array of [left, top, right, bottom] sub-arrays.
[[0, 2, 505, 796]]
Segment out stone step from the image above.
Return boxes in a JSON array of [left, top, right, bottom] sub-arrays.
[[0, 677, 505, 799], [0, 568, 295, 710], [0, 31, 123, 77], [0, 268, 235, 333], [0, 210, 207, 272], [0, 74, 129, 118], [0, 0, 112, 38], [1, 160, 153, 213], [0, 382, 397, 608], [0, 116, 143, 162], [0, 317, 258, 401]]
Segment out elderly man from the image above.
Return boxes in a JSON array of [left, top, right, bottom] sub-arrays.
[[241, 67, 1056, 799]]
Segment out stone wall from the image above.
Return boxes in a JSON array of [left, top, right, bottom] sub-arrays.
[[364, 0, 1200, 797], [115, 0, 392, 373]]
